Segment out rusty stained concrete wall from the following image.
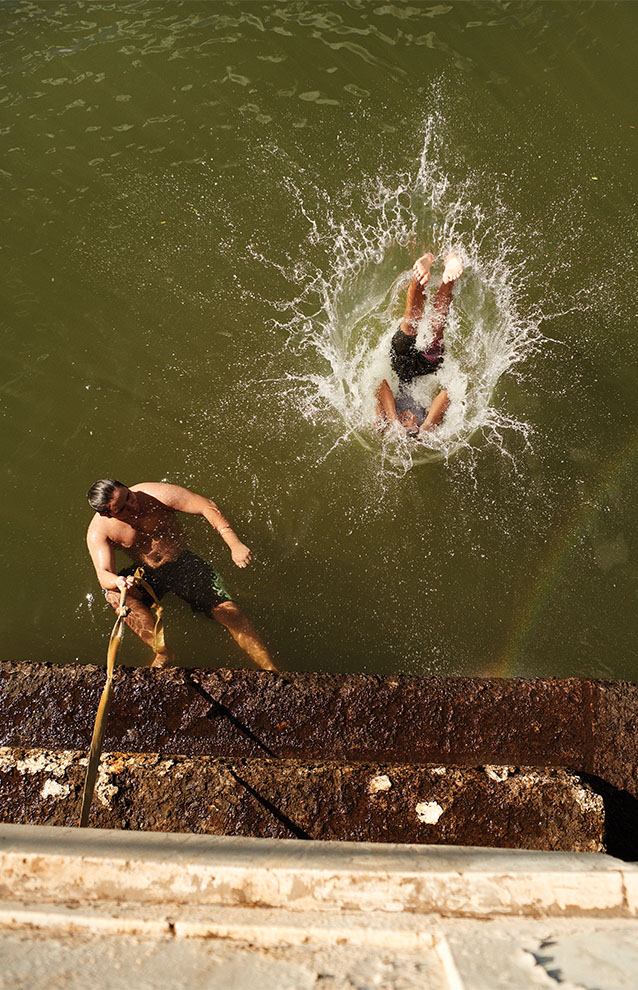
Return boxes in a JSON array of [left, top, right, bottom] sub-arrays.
[[1, 663, 637, 798], [0, 748, 605, 851]]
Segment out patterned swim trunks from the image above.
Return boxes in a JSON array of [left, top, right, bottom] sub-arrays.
[[118, 549, 232, 613]]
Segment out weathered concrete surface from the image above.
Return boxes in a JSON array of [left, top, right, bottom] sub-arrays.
[[1, 823, 637, 917], [1, 663, 637, 800], [0, 748, 605, 851], [3, 824, 638, 989], [5, 915, 638, 990], [5, 919, 638, 990]]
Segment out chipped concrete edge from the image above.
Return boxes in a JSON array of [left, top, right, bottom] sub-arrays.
[[0, 901, 443, 948], [1, 823, 637, 921]]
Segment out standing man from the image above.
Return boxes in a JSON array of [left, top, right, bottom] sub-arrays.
[[86, 479, 277, 670]]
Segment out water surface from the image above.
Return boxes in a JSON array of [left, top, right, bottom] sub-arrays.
[[2, 1, 637, 676]]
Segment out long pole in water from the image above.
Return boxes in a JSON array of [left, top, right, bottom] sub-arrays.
[[78, 586, 129, 828]]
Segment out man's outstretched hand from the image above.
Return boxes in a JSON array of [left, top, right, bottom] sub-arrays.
[[231, 542, 252, 568]]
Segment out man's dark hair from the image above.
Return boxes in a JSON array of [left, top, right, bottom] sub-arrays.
[[87, 479, 125, 513]]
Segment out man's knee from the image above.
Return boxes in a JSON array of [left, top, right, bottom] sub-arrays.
[[105, 589, 120, 610], [105, 586, 146, 613], [212, 599, 241, 624]]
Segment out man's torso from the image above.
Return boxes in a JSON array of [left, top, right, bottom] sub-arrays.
[[91, 484, 187, 569]]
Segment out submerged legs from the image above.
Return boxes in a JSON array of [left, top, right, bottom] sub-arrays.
[[212, 600, 278, 671], [105, 589, 174, 667], [105, 590, 277, 671]]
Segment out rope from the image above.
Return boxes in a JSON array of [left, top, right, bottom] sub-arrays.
[[132, 566, 166, 654], [78, 586, 129, 827], [78, 569, 167, 827]]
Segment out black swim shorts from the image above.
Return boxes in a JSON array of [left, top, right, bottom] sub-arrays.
[[390, 326, 444, 384], [117, 550, 232, 614]]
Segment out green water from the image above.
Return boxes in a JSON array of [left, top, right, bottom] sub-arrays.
[[2, 0, 637, 676]]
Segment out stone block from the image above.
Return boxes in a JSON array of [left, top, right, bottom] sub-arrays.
[[0, 748, 605, 851]]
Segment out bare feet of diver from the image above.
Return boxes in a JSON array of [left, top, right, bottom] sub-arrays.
[[442, 253, 463, 283], [413, 252, 435, 286]]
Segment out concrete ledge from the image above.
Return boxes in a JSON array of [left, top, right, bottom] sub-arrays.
[[1, 824, 636, 919], [2, 663, 637, 800]]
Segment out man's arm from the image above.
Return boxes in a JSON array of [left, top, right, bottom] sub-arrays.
[[419, 388, 450, 436], [86, 522, 135, 592], [375, 379, 402, 428], [139, 483, 252, 568]]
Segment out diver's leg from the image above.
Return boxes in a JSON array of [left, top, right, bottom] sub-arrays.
[[429, 280, 453, 340], [400, 253, 434, 335], [430, 253, 464, 337], [212, 600, 278, 671], [419, 389, 450, 435], [375, 378, 402, 427], [105, 589, 175, 667]]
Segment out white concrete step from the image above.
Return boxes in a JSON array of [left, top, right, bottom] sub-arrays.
[[1, 823, 636, 918], [2, 825, 638, 989], [0, 898, 443, 947], [2, 900, 638, 990]]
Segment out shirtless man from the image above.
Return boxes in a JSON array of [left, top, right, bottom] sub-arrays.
[[86, 479, 277, 671], [376, 251, 463, 437]]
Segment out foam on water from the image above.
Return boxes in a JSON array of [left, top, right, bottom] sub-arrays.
[[257, 115, 541, 474]]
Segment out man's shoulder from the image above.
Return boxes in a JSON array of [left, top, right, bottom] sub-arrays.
[[131, 482, 177, 499], [130, 482, 161, 494], [131, 482, 182, 511], [86, 513, 108, 543]]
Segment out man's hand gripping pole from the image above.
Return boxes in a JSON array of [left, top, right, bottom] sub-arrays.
[[78, 570, 166, 827]]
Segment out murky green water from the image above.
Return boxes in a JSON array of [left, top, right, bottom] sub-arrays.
[[2, 1, 637, 676]]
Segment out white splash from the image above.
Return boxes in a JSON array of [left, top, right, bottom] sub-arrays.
[[75, 592, 98, 623], [253, 114, 540, 473]]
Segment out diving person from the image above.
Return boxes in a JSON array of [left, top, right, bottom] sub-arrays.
[[86, 479, 277, 670], [375, 251, 463, 437]]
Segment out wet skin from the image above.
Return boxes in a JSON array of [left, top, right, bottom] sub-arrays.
[[86, 482, 276, 671], [87, 482, 251, 592], [375, 252, 461, 438]]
